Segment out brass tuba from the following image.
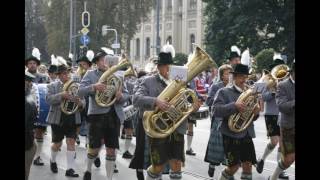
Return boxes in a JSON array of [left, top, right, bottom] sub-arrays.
[[61, 80, 80, 115], [143, 45, 217, 138], [95, 55, 133, 107]]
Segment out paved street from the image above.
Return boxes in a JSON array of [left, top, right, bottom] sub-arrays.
[[29, 114, 295, 180]]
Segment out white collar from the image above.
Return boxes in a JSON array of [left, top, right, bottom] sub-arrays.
[[290, 75, 295, 84], [233, 82, 244, 93], [158, 73, 171, 85]]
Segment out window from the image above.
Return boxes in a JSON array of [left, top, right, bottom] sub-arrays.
[[167, 0, 172, 10], [189, 0, 197, 10], [146, 37, 150, 57], [166, 36, 172, 44], [136, 38, 140, 58], [190, 34, 195, 53]]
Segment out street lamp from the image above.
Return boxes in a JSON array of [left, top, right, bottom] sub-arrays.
[[102, 25, 119, 55]]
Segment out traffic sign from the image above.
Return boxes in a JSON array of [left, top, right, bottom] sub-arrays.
[[111, 43, 120, 49], [80, 35, 90, 45], [81, 27, 89, 35]]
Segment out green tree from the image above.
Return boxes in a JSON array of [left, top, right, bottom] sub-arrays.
[[25, 0, 49, 62], [203, 0, 295, 66], [173, 53, 188, 66], [40, 0, 152, 60], [255, 48, 274, 73]]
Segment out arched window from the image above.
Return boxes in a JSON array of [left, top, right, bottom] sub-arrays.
[[136, 38, 140, 58], [190, 34, 195, 53], [146, 37, 150, 57], [166, 36, 172, 44]]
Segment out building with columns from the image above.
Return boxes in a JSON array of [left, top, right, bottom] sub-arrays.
[[129, 0, 206, 68]]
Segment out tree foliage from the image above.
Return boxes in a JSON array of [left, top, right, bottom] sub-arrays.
[[255, 48, 275, 73], [173, 53, 188, 66], [203, 0, 295, 66], [25, 0, 152, 62]]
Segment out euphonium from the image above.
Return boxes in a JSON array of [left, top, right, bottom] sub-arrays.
[[95, 56, 133, 107], [143, 45, 217, 138], [228, 84, 260, 133], [61, 80, 80, 115]]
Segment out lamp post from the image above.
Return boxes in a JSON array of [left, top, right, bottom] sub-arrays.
[[102, 25, 119, 55]]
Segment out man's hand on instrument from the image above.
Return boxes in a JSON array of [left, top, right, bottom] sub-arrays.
[[73, 97, 82, 106], [156, 98, 171, 111], [61, 92, 73, 100], [93, 83, 106, 92], [192, 100, 201, 112], [235, 101, 246, 112]]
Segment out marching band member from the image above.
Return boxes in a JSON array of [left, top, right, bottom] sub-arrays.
[[133, 49, 200, 180], [79, 49, 129, 180], [25, 71, 38, 180], [213, 64, 260, 180], [269, 60, 295, 180], [256, 53, 289, 179], [25, 48, 48, 166], [46, 59, 85, 177], [204, 64, 233, 178]]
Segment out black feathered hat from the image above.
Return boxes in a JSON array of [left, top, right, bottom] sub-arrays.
[[155, 52, 173, 65], [230, 64, 250, 75]]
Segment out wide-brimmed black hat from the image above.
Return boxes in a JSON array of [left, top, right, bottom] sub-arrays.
[[92, 51, 107, 63], [56, 65, 71, 74], [25, 56, 40, 66], [25, 71, 36, 81], [155, 52, 173, 65], [228, 52, 241, 60], [230, 64, 250, 75], [76, 56, 92, 66], [48, 65, 58, 73]]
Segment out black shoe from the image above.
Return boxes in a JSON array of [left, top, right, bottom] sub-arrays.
[[122, 151, 133, 159], [208, 166, 215, 177], [256, 159, 264, 173], [279, 171, 289, 179], [186, 148, 196, 156], [65, 168, 79, 177], [76, 136, 80, 145], [94, 157, 101, 168], [50, 161, 58, 173], [121, 134, 125, 139], [114, 164, 119, 173], [33, 156, 44, 166], [136, 169, 144, 180], [83, 171, 91, 180]]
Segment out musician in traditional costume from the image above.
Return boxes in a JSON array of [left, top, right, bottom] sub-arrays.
[[79, 49, 129, 180], [269, 60, 295, 180], [25, 48, 49, 166], [214, 64, 260, 180], [256, 53, 289, 179], [133, 46, 201, 180], [228, 46, 242, 66], [204, 64, 233, 178], [46, 58, 85, 177]]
